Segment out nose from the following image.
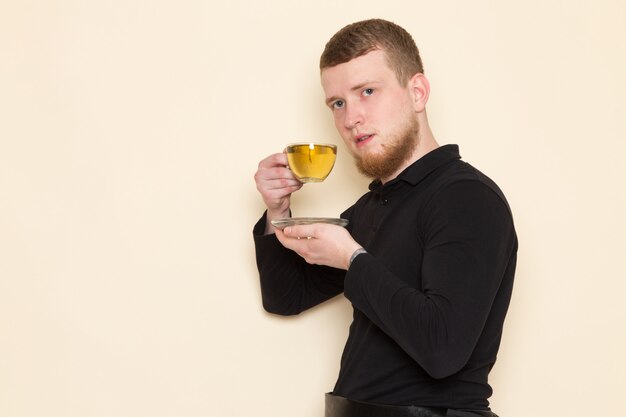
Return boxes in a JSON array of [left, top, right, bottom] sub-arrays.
[[344, 101, 364, 130]]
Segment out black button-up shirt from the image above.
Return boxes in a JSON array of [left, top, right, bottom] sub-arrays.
[[253, 145, 517, 411]]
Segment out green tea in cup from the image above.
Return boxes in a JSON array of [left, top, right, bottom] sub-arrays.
[[285, 143, 337, 183]]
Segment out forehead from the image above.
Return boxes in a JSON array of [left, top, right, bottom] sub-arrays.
[[320, 50, 397, 94]]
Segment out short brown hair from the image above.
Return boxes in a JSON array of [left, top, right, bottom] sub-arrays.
[[320, 19, 424, 86]]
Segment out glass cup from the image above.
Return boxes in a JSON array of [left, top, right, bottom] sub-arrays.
[[285, 143, 337, 183]]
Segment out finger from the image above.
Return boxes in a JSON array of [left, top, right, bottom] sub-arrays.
[[259, 153, 289, 169], [256, 167, 300, 187], [256, 164, 289, 180], [259, 183, 302, 202], [262, 177, 303, 190], [255, 155, 289, 181], [283, 225, 316, 240], [275, 229, 301, 249], [254, 168, 302, 189]]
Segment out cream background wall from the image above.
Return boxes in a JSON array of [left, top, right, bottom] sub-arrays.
[[1, 1, 625, 416]]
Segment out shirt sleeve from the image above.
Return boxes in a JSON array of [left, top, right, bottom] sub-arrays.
[[253, 213, 346, 315], [343, 180, 517, 379]]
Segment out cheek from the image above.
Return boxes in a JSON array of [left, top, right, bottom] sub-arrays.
[[333, 114, 347, 133], [338, 130, 352, 147], [371, 99, 392, 119], [333, 114, 341, 128], [333, 118, 352, 145]]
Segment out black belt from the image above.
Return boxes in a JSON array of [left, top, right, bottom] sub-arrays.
[[325, 394, 498, 417]]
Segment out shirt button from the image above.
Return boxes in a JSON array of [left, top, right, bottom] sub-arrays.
[[382, 199, 388, 205]]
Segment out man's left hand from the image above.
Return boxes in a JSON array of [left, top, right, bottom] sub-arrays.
[[275, 224, 362, 270]]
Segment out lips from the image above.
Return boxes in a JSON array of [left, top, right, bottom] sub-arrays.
[[355, 134, 373, 145]]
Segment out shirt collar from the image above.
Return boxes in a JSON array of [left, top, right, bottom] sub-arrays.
[[369, 144, 461, 192]]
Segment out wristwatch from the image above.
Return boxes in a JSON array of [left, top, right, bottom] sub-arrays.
[[349, 247, 367, 267]]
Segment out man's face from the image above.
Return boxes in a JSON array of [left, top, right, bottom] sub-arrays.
[[321, 49, 419, 181]]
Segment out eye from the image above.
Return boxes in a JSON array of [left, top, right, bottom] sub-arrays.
[[332, 100, 345, 110], [363, 88, 374, 96]]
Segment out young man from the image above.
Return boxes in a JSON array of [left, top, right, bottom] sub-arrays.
[[253, 19, 517, 417]]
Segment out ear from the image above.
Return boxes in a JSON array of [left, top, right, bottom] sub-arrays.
[[408, 73, 430, 113]]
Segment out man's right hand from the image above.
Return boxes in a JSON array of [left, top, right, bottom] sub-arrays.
[[254, 152, 303, 234]]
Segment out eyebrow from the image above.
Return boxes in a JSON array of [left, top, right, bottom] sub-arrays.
[[325, 81, 377, 106]]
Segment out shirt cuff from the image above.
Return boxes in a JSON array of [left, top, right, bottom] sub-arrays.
[[344, 251, 375, 301]]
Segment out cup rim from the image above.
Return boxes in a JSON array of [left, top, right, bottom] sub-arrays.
[[285, 142, 337, 150]]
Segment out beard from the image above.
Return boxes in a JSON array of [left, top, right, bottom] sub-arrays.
[[354, 115, 420, 181]]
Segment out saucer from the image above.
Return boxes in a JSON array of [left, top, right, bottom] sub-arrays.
[[271, 217, 349, 230]]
